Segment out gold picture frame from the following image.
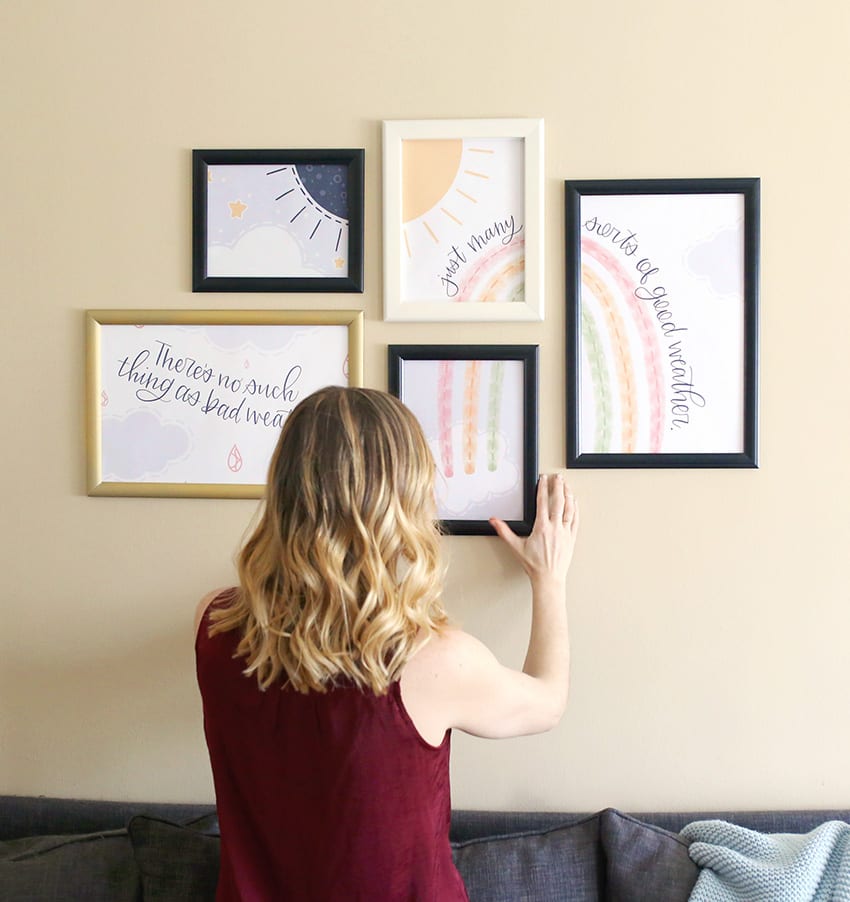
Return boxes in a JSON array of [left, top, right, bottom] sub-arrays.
[[86, 308, 364, 498]]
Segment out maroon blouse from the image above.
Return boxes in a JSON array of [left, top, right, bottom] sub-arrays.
[[196, 597, 469, 902]]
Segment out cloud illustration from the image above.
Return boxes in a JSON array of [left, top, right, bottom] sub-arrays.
[[686, 224, 744, 298], [101, 410, 191, 480], [207, 225, 323, 278], [431, 425, 522, 520], [176, 322, 320, 354]]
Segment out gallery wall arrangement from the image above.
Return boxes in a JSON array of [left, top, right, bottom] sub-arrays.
[[86, 118, 760, 513]]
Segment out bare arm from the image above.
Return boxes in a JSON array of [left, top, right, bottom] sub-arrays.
[[401, 474, 579, 742], [497, 473, 577, 729]]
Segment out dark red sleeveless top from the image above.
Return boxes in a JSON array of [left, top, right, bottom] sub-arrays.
[[196, 595, 469, 902]]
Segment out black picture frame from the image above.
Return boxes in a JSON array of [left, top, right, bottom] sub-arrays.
[[192, 148, 364, 293], [388, 344, 538, 536], [565, 177, 759, 468]]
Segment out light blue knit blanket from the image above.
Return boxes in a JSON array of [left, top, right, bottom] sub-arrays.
[[682, 820, 850, 902]]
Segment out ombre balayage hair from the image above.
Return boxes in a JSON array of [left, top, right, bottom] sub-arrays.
[[209, 386, 448, 695]]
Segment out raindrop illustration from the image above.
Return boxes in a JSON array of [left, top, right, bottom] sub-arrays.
[[227, 445, 243, 473]]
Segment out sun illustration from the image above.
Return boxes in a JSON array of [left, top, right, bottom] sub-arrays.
[[401, 139, 497, 257], [398, 134, 525, 305]]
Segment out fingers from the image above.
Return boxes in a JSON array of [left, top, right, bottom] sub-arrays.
[[535, 474, 549, 523], [565, 495, 579, 535], [489, 517, 523, 554], [535, 473, 572, 526], [492, 480, 578, 582], [541, 474, 578, 536], [494, 475, 577, 545], [548, 473, 566, 523], [563, 485, 576, 526]]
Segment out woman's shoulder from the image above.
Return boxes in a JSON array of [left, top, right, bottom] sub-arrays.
[[194, 586, 238, 637], [402, 626, 495, 689], [400, 627, 501, 745]]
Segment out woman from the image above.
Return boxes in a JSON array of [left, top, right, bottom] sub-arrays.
[[195, 386, 578, 901]]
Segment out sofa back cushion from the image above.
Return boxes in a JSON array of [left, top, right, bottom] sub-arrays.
[[127, 814, 220, 902], [452, 812, 602, 901], [600, 808, 699, 902], [0, 829, 140, 902]]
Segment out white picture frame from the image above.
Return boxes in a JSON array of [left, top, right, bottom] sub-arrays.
[[382, 118, 544, 322]]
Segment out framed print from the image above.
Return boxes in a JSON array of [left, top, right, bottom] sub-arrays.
[[388, 345, 538, 535], [86, 309, 364, 498], [192, 148, 364, 292], [565, 178, 759, 468], [383, 119, 543, 322]]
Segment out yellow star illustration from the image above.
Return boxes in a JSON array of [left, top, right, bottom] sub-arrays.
[[334, 257, 345, 269], [229, 200, 248, 219]]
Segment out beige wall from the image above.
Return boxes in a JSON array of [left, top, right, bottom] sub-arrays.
[[2, 0, 849, 811]]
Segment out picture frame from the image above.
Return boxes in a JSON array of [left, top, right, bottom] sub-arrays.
[[382, 119, 544, 322], [86, 308, 364, 498], [192, 148, 364, 292], [388, 344, 538, 535], [565, 178, 759, 468]]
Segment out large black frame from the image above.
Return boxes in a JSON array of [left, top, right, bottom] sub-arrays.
[[388, 344, 539, 536], [192, 148, 364, 293], [565, 177, 759, 468]]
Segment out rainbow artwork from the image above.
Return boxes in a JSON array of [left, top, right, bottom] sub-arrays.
[[579, 235, 666, 454], [402, 358, 525, 521], [399, 136, 525, 304], [577, 192, 747, 456]]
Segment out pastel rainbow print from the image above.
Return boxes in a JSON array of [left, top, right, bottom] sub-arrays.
[[580, 237, 665, 453], [436, 360, 507, 477], [455, 240, 525, 304]]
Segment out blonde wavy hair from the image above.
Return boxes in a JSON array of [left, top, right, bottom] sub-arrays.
[[209, 386, 448, 695]]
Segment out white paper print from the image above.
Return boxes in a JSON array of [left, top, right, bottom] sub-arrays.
[[578, 193, 746, 455], [98, 323, 349, 485], [206, 164, 350, 278], [400, 137, 525, 304], [401, 359, 524, 521]]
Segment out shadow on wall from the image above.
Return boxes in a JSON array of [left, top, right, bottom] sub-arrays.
[[0, 617, 208, 800]]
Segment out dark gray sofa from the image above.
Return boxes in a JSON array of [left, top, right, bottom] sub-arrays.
[[2, 794, 849, 901]]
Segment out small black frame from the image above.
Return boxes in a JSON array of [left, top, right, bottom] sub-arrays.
[[388, 344, 539, 536], [192, 148, 364, 293], [565, 177, 759, 468]]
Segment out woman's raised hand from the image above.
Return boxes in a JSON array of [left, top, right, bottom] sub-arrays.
[[489, 474, 579, 588]]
